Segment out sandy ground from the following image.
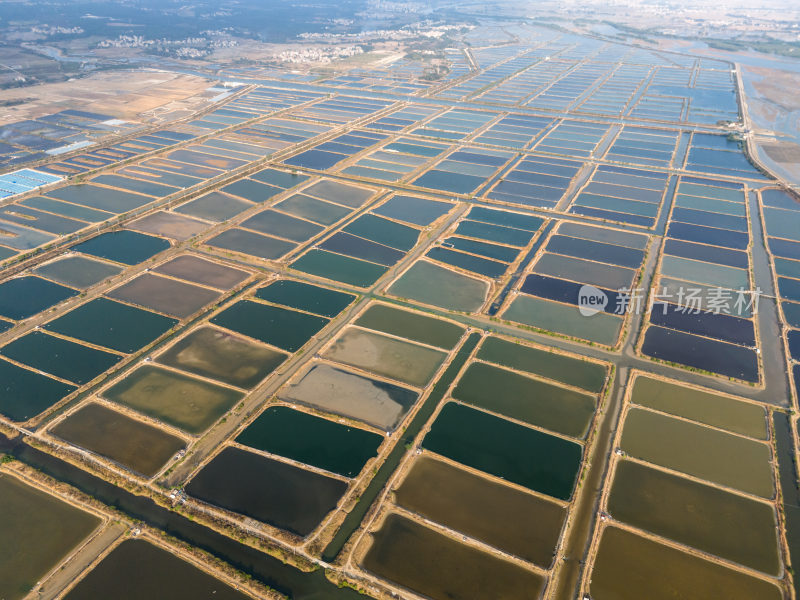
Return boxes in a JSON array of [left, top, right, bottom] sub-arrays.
[[744, 65, 800, 117], [0, 71, 213, 125]]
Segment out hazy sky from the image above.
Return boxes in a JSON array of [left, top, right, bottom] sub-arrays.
[[561, 0, 800, 7]]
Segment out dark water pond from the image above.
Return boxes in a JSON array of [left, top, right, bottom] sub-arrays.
[[186, 446, 346, 537]]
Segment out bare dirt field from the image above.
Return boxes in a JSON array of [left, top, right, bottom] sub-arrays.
[[0, 71, 213, 125], [745, 65, 800, 116]]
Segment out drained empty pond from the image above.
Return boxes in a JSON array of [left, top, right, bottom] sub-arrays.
[[280, 363, 419, 431], [157, 326, 287, 389], [323, 328, 447, 387]]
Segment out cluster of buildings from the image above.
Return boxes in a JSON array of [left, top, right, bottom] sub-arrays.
[[94, 34, 238, 58], [30, 25, 84, 36], [272, 45, 364, 65], [299, 21, 468, 43]]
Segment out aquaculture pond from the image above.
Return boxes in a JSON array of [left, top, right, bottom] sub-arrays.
[[559, 222, 649, 248], [663, 239, 748, 269], [355, 304, 465, 349], [221, 177, 283, 203], [34, 255, 122, 289], [533, 253, 635, 291], [103, 365, 243, 434], [45, 184, 153, 214], [484, 153, 577, 210], [590, 526, 782, 600], [346, 218, 419, 256], [372, 194, 453, 226], [255, 279, 355, 317], [641, 325, 759, 382], [343, 214, 420, 251], [22, 196, 109, 223], [65, 539, 251, 600], [667, 222, 748, 250], [174, 191, 253, 222], [44, 298, 178, 354], [502, 294, 622, 346], [453, 362, 595, 438], [0, 275, 77, 320], [659, 255, 749, 289], [157, 326, 287, 389], [395, 455, 566, 567], [274, 194, 351, 225], [92, 174, 178, 197], [0, 474, 100, 600], [477, 336, 607, 393], [671, 206, 746, 232], [206, 228, 297, 261], [0, 436, 368, 600], [648, 303, 755, 347], [129, 211, 208, 241], [630, 375, 768, 439], [427, 247, 506, 278], [250, 167, 309, 189], [620, 407, 774, 498], [0, 357, 76, 422], [518, 225, 643, 333], [519, 274, 621, 314], [425, 207, 542, 280], [454, 219, 536, 247], [280, 363, 419, 431], [442, 237, 520, 263], [570, 164, 669, 215], [607, 459, 780, 575], [211, 300, 328, 352], [653, 178, 755, 372], [423, 402, 582, 500], [413, 169, 488, 195], [656, 278, 753, 317], [108, 273, 221, 319], [319, 233, 406, 268], [185, 447, 346, 537], [236, 406, 383, 477], [291, 249, 388, 288], [545, 234, 645, 268], [73, 230, 170, 265], [316, 160, 389, 197], [240, 209, 323, 242], [388, 260, 489, 312], [362, 513, 544, 600], [1, 330, 123, 385], [51, 403, 185, 478], [323, 328, 447, 387]]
